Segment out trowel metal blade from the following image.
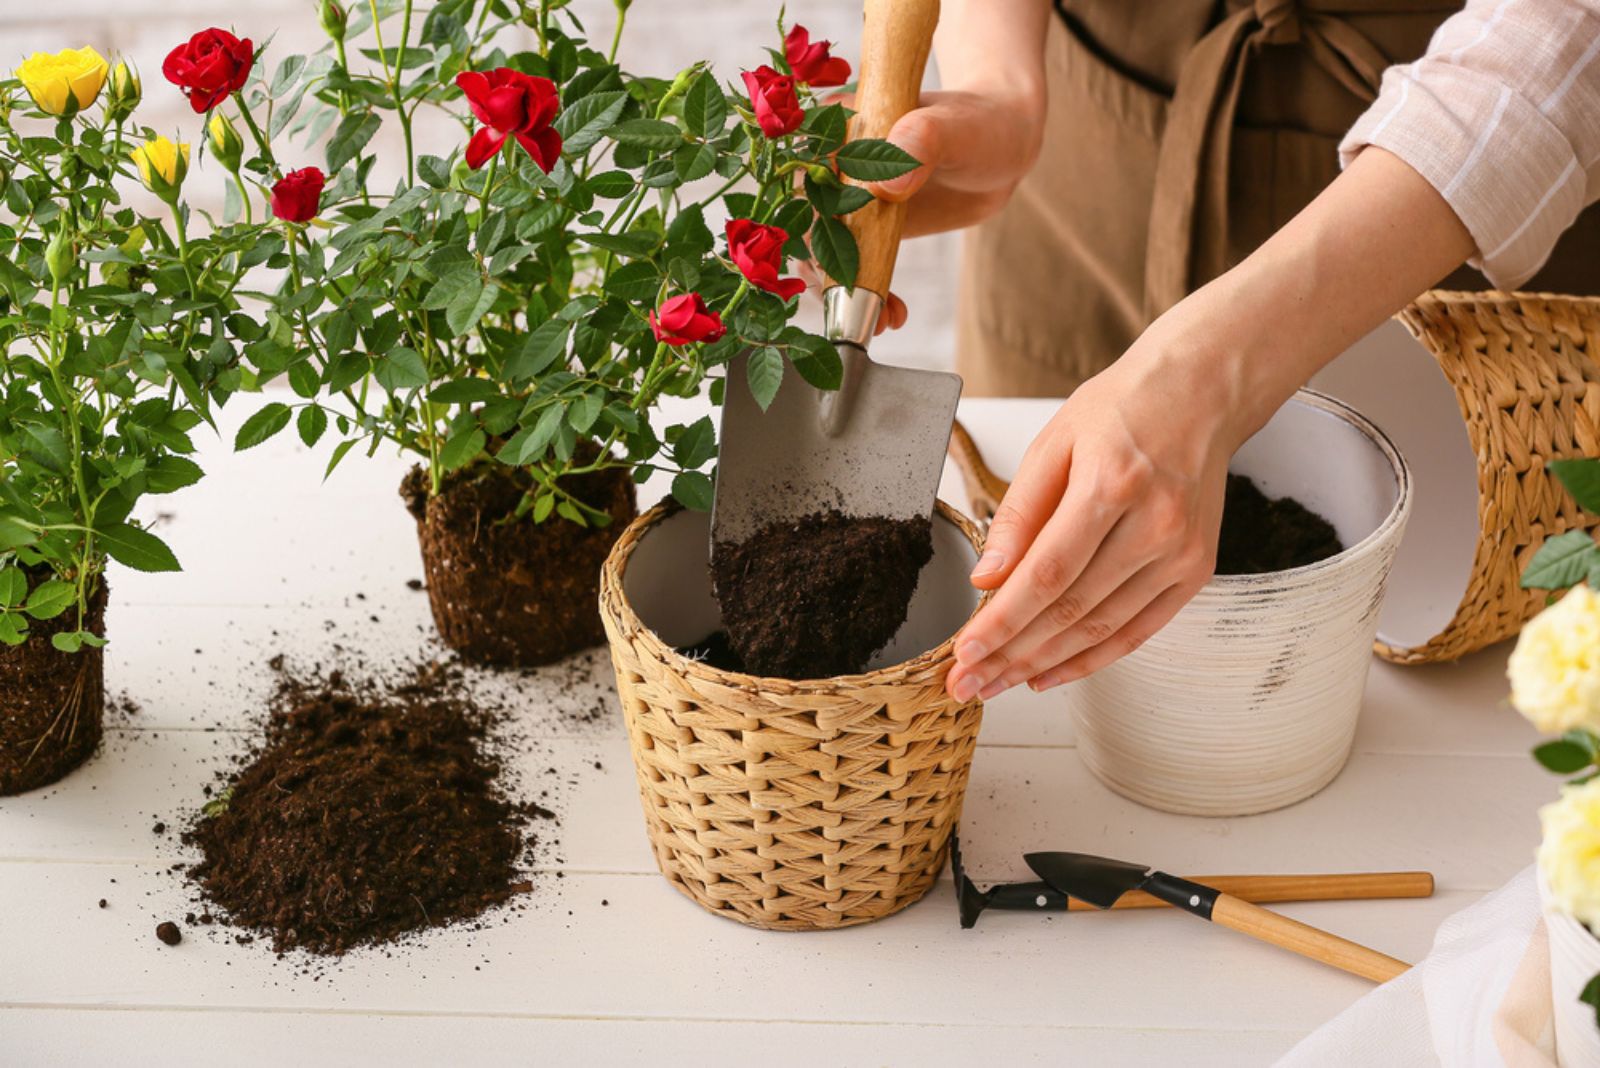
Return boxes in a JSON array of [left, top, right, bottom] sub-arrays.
[[1025, 851, 1155, 910], [711, 346, 963, 547]]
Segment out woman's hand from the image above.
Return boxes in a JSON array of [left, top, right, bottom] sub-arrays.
[[944, 308, 1254, 702]]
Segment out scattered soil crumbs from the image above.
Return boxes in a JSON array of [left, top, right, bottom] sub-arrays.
[[155, 921, 182, 946], [183, 661, 537, 957], [711, 511, 934, 679], [1215, 474, 1344, 576]]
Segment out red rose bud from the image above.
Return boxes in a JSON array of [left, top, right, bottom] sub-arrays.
[[725, 219, 807, 301], [163, 28, 254, 114], [455, 68, 562, 172], [784, 26, 850, 88], [649, 294, 726, 347], [270, 167, 325, 223], [740, 66, 803, 138]]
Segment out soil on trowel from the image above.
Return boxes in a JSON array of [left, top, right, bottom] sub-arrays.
[[710, 510, 934, 680], [1215, 474, 1344, 576], [183, 661, 534, 956]]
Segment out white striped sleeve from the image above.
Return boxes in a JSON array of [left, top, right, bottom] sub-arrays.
[[1338, 0, 1600, 290]]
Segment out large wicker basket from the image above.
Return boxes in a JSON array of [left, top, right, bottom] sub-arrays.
[[600, 501, 986, 931], [1382, 291, 1600, 663]]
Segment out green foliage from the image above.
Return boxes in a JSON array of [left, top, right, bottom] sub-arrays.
[[240, 0, 891, 518], [1521, 459, 1600, 592]]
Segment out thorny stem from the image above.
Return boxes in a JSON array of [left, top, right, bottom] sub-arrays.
[[231, 93, 277, 177], [46, 280, 95, 633]]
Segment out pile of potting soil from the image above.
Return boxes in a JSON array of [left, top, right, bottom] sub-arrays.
[[183, 661, 534, 956], [709, 510, 933, 679], [1215, 474, 1344, 575]]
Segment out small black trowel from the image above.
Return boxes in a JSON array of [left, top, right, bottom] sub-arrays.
[[711, 0, 962, 549]]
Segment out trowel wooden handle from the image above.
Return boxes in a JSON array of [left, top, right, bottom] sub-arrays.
[[1210, 894, 1411, 983], [1067, 871, 1435, 911], [839, 0, 940, 299], [949, 420, 1010, 525]]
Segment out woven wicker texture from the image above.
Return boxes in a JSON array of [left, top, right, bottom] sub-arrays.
[[1383, 291, 1600, 664], [600, 502, 986, 931]]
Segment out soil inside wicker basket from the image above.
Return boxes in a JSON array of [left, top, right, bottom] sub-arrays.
[[0, 575, 107, 796], [708, 510, 934, 679], [183, 661, 533, 956], [401, 452, 636, 668], [1215, 474, 1344, 576]]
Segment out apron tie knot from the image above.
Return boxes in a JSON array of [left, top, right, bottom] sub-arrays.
[[1254, 0, 1301, 43]]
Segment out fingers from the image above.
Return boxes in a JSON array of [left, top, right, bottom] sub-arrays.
[[966, 430, 1072, 591], [1030, 583, 1199, 690], [875, 292, 908, 334], [872, 106, 945, 203]]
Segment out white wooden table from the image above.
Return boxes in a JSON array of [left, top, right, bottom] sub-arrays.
[[0, 397, 1554, 1066]]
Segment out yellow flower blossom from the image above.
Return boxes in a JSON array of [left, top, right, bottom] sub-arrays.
[[15, 46, 109, 117], [1509, 584, 1600, 734], [129, 136, 190, 203], [1541, 777, 1600, 928]]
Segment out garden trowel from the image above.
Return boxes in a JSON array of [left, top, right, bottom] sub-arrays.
[[712, 0, 962, 546], [1025, 850, 1413, 983]]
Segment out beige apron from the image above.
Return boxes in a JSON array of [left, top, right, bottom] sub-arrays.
[[957, 0, 1600, 397]]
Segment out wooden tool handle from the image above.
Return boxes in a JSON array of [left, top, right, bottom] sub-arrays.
[[1065, 871, 1435, 911], [839, 0, 940, 298], [948, 420, 1009, 525], [1210, 893, 1411, 983]]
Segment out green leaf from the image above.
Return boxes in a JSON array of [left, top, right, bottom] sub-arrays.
[[809, 215, 859, 289], [325, 438, 357, 480], [235, 402, 294, 451], [144, 456, 204, 494], [672, 415, 716, 469], [423, 265, 483, 312], [51, 630, 83, 654], [501, 319, 571, 382], [835, 138, 922, 182], [604, 261, 662, 303], [612, 118, 683, 150], [1551, 459, 1600, 515], [0, 614, 27, 646], [672, 471, 715, 512], [501, 403, 565, 465], [746, 347, 784, 411], [1535, 738, 1595, 774], [297, 405, 329, 447], [21, 424, 70, 475], [447, 278, 498, 336], [567, 391, 603, 433], [580, 232, 660, 257], [791, 335, 844, 391], [0, 517, 36, 552], [376, 347, 430, 392], [683, 74, 728, 139], [418, 154, 453, 189], [438, 427, 487, 472], [1581, 973, 1600, 1029], [1522, 530, 1600, 590], [24, 580, 76, 621], [98, 522, 181, 573], [804, 174, 873, 216], [326, 112, 382, 174], [673, 143, 716, 183], [801, 104, 849, 149], [586, 170, 634, 199], [429, 379, 500, 404], [0, 568, 25, 608], [553, 90, 627, 155]]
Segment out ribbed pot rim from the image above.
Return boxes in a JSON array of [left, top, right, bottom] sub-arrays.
[[1201, 387, 1412, 595], [600, 498, 989, 694]]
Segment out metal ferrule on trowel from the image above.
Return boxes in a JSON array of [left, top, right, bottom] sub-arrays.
[[817, 287, 885, 437]]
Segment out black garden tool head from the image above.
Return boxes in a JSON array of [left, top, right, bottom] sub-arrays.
[[1025, 851, 1156, 910], [950, 833, 1068, 928], [950, 834, 986, 929]]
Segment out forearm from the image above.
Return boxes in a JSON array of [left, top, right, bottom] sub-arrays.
[[932, 0, 1050, 109], [1142, 146, 1475, 446]]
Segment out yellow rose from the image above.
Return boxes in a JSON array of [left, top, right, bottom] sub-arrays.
[[1509, 584, 1600, 734], [15, 46, 110, 117], [1541, 777, 1600, 927], [107, 60, 141, 122], [207, 113, 243, 174], [129, 136, 190, 203]]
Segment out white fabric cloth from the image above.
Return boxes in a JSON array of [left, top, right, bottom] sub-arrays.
[[1278, 866, 1558, 1067]]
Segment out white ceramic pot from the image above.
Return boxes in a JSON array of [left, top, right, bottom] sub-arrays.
[[1065, 389, 1412, 816], [1544, 876, 1600, 1067]]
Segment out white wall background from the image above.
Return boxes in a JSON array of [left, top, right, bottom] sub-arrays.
[[2, 0, 960, 373]]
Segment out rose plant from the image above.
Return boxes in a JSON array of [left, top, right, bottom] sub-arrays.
[[223, 0, 919, 665]]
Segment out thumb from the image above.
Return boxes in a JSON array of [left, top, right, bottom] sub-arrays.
[[970, 439, 1070, 590], [871, 107, 945, 203]]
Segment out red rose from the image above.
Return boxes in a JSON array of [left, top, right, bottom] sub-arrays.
[[784, 26, 850, 88], [650, 294, 726, 347], [163, 28, 254, 114], [740, 66, 803, 138], [270, 167, 325, 223], [725, 219, 806, 301], [455, 68, 562, 172]]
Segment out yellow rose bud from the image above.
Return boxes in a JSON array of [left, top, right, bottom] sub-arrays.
[[107, 60, 141, 122], [208, 112, 244, 174], [1540, 776, 1600, 928], [130, 136, 190, 204], [1509, 583, 1600, 734], [15, 46, 110, 118], [44, 225, 74, 286]]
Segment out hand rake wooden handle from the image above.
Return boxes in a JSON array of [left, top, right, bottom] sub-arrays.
[[1210, 894, 1411, 983], [839, 0, 940, 299], [1065, 871, 1434, 911]]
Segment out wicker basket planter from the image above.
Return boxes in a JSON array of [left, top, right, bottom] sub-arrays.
[[600, 501, 986, 930], [1379, 291, 1600, 663], [1066, 391, 1412, 816]]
